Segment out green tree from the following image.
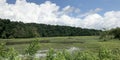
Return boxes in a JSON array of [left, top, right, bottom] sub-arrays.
[[110, 28, 120, 40]]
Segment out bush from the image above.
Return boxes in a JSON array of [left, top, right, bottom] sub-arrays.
[[46, 48, 55, 60], [110, 28, 120, 40], [99, 28, 120, 41], [98, 47, 113, 60], [0, 43, 18, 60], [25, 39, 40, 60]]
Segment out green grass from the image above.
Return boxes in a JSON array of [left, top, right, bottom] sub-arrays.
[[0, 36, 120, 53]]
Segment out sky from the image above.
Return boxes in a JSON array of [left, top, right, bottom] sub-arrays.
[[0, 0, 120, 30]]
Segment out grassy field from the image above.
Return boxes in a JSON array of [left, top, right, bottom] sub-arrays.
[[0, 36, 120, 53]]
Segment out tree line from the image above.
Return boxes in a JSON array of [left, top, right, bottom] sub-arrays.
[[100, 28, 120, 40], [0, 18, 101, 38]]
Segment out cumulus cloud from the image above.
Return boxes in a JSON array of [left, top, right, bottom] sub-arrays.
[[62, 6, 74, 14], [0, 0, 120, 29], [61, 6, 80, 14], [79, 8, 102, 17]]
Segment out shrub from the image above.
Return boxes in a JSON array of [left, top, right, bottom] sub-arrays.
[[0, 42, 18, 60], [25, 39, 40, 60], [46, 48, 55, 60]]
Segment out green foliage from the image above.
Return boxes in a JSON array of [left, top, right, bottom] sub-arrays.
[[46, 49, 98, 60], [98, 47, 113, 60], [0, 42, 8, 58], [45, 47, 120, 60], [0, 41, 120, 60], [73, 51, 97, 60], [7, 48, 18, 60], [99, 31, 111, 41], [46, 48, 55, 60], [62, 50, 72, 60], [111, 48, 120, 60], [0, 42, 18, 60], [25, 39, 40, 56], [110, 28, 120, 39], [24, 39, 40, 60], [0, 18, 101, 38], [54, 51, 66, 60], [99, 27, 120, 40]]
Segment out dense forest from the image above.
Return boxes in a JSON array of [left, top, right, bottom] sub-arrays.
[[0, 18, 101, 38]]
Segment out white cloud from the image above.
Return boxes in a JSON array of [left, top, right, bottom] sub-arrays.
[[83, 14, 103, 29], [62, 6, 74, 14], [60, 6, 80, 15], [103, 11, 120, 29], [74, 8, 80, 13], [79, 8, 102, 17], [0, 0, 6, 3], [0, 0, 120, 30]]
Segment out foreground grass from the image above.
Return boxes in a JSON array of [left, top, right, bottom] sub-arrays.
[[0, 43, 120, 60]]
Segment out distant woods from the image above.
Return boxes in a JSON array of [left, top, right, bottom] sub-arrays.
[[0, 18, 101, 38]]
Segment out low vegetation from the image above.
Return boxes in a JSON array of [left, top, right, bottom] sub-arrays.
[[0, 41, 120, 60], [0, 36, 120, 60], [46, 47, 120, 60]]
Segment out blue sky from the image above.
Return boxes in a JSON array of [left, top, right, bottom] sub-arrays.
[[7, 0, 120, 15], [0, 0, 120, 29]]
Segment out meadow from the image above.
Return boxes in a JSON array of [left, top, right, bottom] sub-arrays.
[[0, 36, 120, 53], [0, 36, 120, 60]]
